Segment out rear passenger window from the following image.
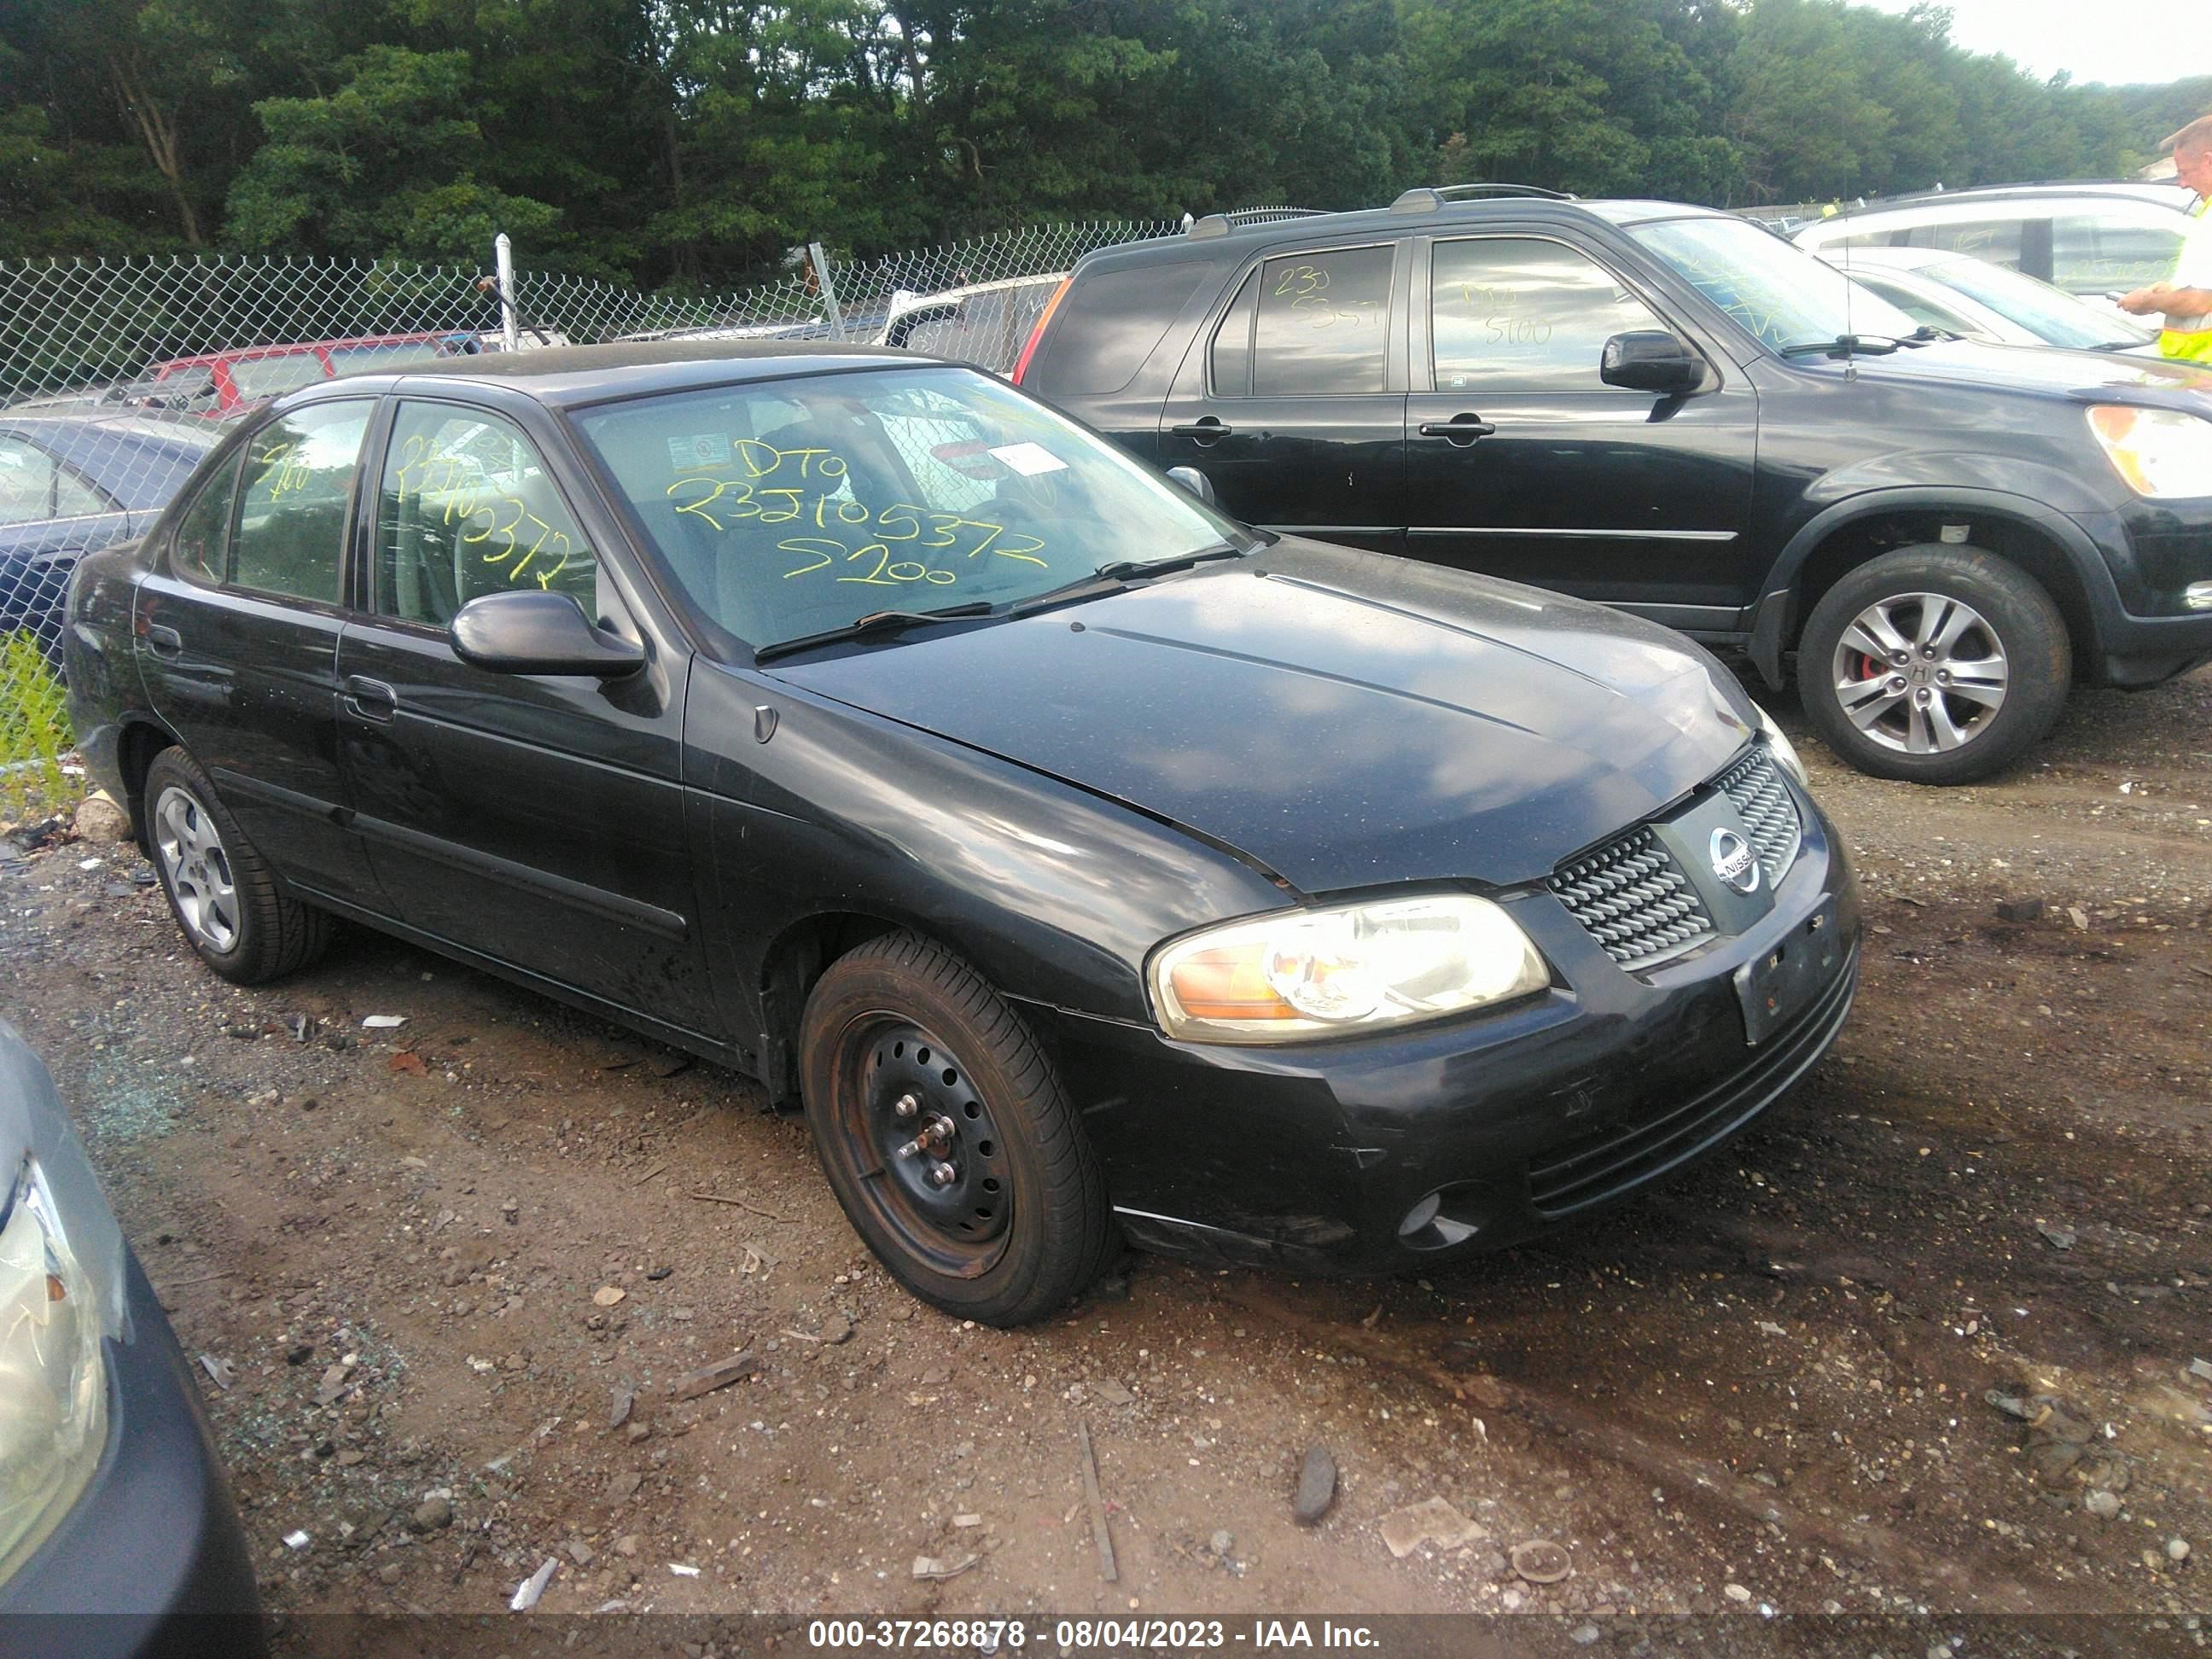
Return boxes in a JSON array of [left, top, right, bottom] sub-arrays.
[[1905, 218, 2025, 271], [375, 404, 597, 628], [1252, 246, 1393, 396], [171, 450, 243, 585], [1026, 262, 1216, 397], [230, 402, 371, 604]]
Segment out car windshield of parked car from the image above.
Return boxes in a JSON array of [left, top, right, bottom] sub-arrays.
[[574, 365, 1240, 649], [1924, 256, 2151, 351], [1631, 218, 1921, 353]]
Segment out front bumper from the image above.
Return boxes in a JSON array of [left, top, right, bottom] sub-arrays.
[[2070, 500, 2212, 687], [1028, 795, 1861, 1274], [0, 1249, 266, 1656]]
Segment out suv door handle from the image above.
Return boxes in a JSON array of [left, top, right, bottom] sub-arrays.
[[343, 675, 398, 722], [144, 624, 183, 658], [1417, 416, 1498, 445], [1169, 418, 1233, 444]]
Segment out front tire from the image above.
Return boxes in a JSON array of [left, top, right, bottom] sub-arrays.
[[144, 748, 332, 984], [1796, 546, 2069, 784], [799, 933, 1112, 1326]]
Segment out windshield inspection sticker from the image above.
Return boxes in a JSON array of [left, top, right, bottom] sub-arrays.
[[987, 442, 1068, 478], [668, 432, 732, 472]]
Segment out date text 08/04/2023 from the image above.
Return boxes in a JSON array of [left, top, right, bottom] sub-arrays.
[[804, 1619, 1384, 1650]]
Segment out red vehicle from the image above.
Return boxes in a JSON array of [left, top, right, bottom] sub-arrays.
[[137, 331, 477, 418]]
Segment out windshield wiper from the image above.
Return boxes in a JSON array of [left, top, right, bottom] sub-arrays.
[[1902, 325, 1958, 346], [754, 601, 992, 663], [1778, 334, 1906, 358], [1011, 542, 1247, 617]]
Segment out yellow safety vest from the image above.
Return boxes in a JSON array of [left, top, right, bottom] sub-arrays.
[[2159, 198, 2212, 364]]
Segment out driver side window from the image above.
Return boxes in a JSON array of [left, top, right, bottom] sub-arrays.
[[374, 403, 597, 628], [1430, 238, 1666, 391]]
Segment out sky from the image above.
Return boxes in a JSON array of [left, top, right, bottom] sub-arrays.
[[1854, 0, 2212, 88]]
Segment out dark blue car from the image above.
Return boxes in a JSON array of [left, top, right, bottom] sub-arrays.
[[0, 414, 215, 664]]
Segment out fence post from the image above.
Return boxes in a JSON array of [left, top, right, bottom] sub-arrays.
[[806, 242, 847, 341], [494, 233, 520, 352]]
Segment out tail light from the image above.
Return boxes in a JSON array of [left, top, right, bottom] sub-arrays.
[[1010, 276, 1074, 387]]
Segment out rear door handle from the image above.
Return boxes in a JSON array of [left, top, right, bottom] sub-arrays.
[[1169, 418, 1233, 444], [1417, 416, 1498, 445], [343, 675, 398, 722], [144, 624, 183, 658]]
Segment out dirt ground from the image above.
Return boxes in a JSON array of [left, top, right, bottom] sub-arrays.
[[4, 669, 2210, 1650]]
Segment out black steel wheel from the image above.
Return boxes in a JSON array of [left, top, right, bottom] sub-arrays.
[[143, 747, 332, 984], [799, 932, 1111, 1326]]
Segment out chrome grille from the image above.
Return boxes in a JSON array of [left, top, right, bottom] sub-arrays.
[[1714, 748, 1803, 885], [1548, 828, 1715, 965]]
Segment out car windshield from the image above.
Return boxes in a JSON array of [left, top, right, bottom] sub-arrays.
[[1631, 217, 1921, 353], [1924, 257, 2151, 351], [573, 365, 1240, 649]]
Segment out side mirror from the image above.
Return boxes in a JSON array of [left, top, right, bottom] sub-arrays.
[[1601, 331, 1705, 396], [1165, 465, 1218, 507], [450, 590, 645, 678]]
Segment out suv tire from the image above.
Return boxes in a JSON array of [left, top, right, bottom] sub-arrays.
[[144, 747, 333, 983], [799, 932, 1113, 1326], [1796, 545, 2069, 784]]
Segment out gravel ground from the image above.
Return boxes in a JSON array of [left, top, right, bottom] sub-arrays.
[[3, 669, 2208, 1651]]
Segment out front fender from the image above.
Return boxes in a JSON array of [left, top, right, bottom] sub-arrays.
[[1746, 481, 2126, 688]]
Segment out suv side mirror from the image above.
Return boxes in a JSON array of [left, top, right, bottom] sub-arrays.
[[450, 590, 645, 678], [1601, 331, 1704, 395], [1165, 465, 1218, 507]]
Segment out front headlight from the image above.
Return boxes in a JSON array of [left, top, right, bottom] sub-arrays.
[[0, 1158, 108, 1582], [2087, 405, 2212, 499], [1148, 894, 1549, 1045], [1755, 704, 1809, 787]]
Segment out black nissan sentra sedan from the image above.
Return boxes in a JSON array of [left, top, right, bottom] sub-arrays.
[[66, 343, 1861, 1325]]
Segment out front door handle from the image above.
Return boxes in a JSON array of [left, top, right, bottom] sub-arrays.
[[343, 675, 398, 722], [1169, 417, 1233, 445], [1417, 416, 1498, 445], [144, 624, 183, 658]]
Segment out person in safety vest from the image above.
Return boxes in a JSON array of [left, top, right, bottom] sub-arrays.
[[2118, 114, 2212, 363]]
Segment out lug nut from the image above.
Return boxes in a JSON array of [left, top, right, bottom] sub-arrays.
[[893, 1092, 919, 1119], [1888, 676, 1906, 693], [895, 1138, 920, 1160], [927, 1161, 956, 1187]]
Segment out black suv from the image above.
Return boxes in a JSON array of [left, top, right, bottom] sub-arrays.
[[1012, 187, 2212, 784]]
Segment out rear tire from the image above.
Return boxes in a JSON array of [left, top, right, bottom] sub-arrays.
[[144, 747, 331, 984], [799, 932, 1112, 1326], [1796, 545, 2069, 785]]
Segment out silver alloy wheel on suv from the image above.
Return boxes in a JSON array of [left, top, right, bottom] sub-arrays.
[[153, 783, 240, 953], [1831, 591, 2010, 754]]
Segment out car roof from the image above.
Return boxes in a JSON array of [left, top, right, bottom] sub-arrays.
[[1813, 245, 1959, 271], [322, 339, 932, 410], [1080, 193, 1736, 271], [1809, 182, 2197, 226], [0, 411, 218, 507]]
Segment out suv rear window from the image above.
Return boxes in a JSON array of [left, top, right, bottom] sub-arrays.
[[1027, 261, 1215, 397]]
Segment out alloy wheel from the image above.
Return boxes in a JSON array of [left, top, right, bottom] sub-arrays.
[[153, 784, 241, 953], [1831, 591, 2009, 754]]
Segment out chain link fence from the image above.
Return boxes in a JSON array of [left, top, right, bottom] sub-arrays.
[[0, 212, 1293, 820]]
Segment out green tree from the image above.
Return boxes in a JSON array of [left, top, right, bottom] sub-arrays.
[[224, 42, 561, 261]]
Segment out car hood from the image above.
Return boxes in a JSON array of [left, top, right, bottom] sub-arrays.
[[1816, 338, 2212, 407], [767, 538, 1761, 894]]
